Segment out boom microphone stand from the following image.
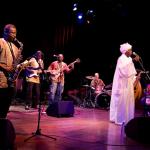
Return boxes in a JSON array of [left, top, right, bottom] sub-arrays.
[[24, 78, 56, 142], [138, 58, 150, 82]]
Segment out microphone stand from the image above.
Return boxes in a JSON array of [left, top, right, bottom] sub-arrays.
[[24, 76, 56, 142], [24, 97, 57, 142], [138, 58, 150, 82]]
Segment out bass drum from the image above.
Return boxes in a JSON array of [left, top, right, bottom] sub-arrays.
[[95, 92, 111, 109]]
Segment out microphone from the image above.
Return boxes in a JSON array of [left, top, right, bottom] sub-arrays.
[[132, 52, 141, 60], [53, 54, 59, 57], [14, 38, 23, 47], [14, 38, 19, 43], [144, 71, 149, 74], [133, 52, 140, 57]]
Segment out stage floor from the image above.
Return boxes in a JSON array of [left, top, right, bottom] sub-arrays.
[[6, 104, 150, 150]]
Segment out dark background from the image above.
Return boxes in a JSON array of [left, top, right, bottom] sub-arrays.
[[0, 0, 150, 91]]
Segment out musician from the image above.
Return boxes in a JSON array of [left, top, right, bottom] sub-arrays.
[[140, 83, 150, 116], [109, 42, 140, 125], [47, 54, 74, 105], [90, 73, 105, 96], [24, 50, 44, 110], [0, 24, 22, 118]]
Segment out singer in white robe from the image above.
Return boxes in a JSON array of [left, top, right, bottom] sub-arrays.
[[109, 43, 138, 125]]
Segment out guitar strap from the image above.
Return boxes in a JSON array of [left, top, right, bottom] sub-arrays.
[[58, 62, 63, 76], [7, 42, 16, 66], [6, 42, 18, 87]]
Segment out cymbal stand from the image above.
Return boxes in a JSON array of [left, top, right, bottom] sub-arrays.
[[82, 87, 95, 108], [138, 58, 150, 82]]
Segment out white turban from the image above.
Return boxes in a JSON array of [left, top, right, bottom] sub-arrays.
[[120, 43, 132, 54]]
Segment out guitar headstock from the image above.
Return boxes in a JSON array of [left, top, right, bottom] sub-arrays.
[[68, 58, 81, 68], [75, 58, 80, 63]]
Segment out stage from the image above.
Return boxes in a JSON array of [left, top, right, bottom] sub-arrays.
[[5, 103, 150, 150]]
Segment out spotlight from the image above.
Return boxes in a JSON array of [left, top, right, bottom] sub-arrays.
[[77, 13, 83, 19], [72, 3, 78, 11]]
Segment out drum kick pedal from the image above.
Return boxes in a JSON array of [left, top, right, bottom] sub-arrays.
[[82, 97, 95, 108]]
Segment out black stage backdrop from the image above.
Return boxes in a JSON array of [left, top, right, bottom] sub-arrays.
[[0, 0, 150, 91]]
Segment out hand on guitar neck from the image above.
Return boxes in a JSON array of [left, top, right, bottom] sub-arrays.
[[68, 58, 80, 69]]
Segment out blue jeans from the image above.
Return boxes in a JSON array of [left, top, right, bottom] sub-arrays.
[[48, 82, 64, 105]]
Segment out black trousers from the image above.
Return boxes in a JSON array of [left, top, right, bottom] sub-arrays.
[[25, 82, 40, 107], [0, 88, 13, 118]]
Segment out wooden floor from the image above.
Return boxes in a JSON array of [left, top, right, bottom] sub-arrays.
[[6, 104, 150, 150]]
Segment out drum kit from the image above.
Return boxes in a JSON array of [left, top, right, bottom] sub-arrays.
[[81, 75, 112, 109]]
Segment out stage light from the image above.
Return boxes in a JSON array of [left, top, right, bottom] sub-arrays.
[[87, 9, 94, 14], [73, 3, 78, 11], [77, 13, 83, 20], [86, 20, 90, 24], [86, 9, 96, 25], [76, 12, 84, 24], [71, 1, 96, 25]]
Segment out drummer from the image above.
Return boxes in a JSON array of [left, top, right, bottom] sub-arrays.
[[90, 73, 105, 96]]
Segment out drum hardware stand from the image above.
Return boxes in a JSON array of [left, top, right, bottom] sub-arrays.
[[137, 56, 150, 82], [82, 86, 95, 108], [24, 97, 56, 142]]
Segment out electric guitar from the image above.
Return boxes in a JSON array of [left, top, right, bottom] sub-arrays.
[[50, 58, 80, 81], [27, 69, 51, 78], [0, 62, 28, 86]]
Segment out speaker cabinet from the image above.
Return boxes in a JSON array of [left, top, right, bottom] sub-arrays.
[[125, 117, 150, 143], [46, 101, 74, 117], [0, 119, 16, 149]]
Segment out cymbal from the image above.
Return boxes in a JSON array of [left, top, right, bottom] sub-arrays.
[[104, 83, 112, 89], [85, 76, 94, 80], [82, 85, 90, 87]]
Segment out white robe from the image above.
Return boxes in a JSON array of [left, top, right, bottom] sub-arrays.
[[109, 54, 137, 125]]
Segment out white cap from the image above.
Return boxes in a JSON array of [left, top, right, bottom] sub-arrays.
[[120, 42, 132, 54]]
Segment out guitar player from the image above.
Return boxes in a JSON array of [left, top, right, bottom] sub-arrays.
[[24, 50, 44, 110], [47, 54, 74, 106], [0, 24, 22, 118]]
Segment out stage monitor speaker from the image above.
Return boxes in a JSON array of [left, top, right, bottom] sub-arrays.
[[0, 119, 16, 149], [46, 101, 74, 117], [125, 117, 150, 143]]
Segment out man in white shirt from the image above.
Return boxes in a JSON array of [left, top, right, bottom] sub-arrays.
[[109, 42, 140, 125]]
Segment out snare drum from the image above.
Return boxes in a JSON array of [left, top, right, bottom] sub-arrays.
[[95, 92, 111, 108], [95, 85, 103, 95]]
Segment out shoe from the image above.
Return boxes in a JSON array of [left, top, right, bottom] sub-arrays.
[[41, 111, 46, 114], [115, 122, 123, 126], [25, 105, 29, 110], [110, 120, 115, 123]]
